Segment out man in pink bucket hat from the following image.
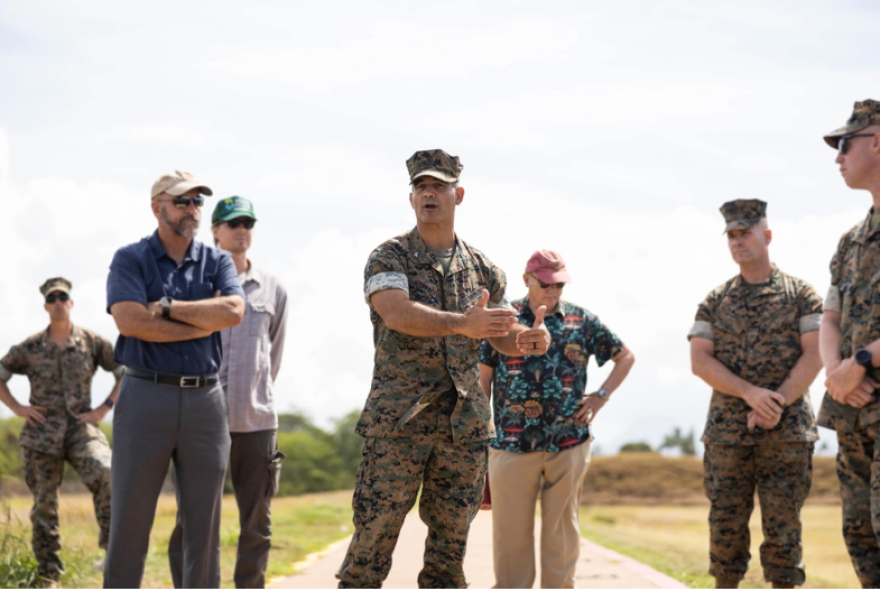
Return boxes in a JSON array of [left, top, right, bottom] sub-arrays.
[[479, 249, 635, 588]]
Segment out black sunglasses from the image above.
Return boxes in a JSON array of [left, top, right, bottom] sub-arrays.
[[838, 133, 876, 155], [227, 218, 256, 230], [45, 293, 70, 304], [164, 196, 205, 209], [531, 275, 565, 290]]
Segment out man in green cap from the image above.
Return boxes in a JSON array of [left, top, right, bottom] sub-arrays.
[[818, 99, 880, 588], [689, 201, 823, 588], [336, 149, 551, 588], [168, 196, 288, 589], [0, 277, 123, 584]]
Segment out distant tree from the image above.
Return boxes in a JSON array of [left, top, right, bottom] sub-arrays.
[[658, 427, 696, 456], [619, 442, 653, 453]]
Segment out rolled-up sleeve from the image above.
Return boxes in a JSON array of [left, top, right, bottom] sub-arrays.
[[688, 291, 717, 342], [687, 320, 714, 341], [823, 285, 841, 313], [364, 247, 409, 306]]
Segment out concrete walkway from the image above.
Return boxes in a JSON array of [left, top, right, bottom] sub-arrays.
[[270, 511, 688, 589]]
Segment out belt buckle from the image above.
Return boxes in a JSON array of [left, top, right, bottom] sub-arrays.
[[180, 376, 200, 388]]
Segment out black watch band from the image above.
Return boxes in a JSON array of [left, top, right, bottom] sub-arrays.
[[160, 296, 172, 320], [104, 399, 114, 409], [855, 349, 874, 371]]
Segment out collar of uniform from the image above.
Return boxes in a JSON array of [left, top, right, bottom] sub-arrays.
[[516, 296, 567, 320], [147, 230, 202, 263], [406, 227, 475, 274], [240, 261, 262, 286], [39, 325, 85, 350], [853, 208, 877, 245], [730, 263, 784, 296]]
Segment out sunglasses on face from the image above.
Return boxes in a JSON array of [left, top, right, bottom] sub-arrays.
[[531, 275, 565, 290], [45, 293, 70, 304], [838, 133, 876, 155], [226, 218, 256, 230], [158, 196, 205, 208]]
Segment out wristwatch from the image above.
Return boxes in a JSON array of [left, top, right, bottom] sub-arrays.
[[160, 296, 173, 320], [597, 388, 609, 399], [855, 349, 874, 371], [104, 399, 114, 409]]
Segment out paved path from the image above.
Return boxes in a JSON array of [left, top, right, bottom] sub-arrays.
[[270, 510, 688, 589]]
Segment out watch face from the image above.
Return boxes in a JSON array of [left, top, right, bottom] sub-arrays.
[[857, 350, 873, 365]]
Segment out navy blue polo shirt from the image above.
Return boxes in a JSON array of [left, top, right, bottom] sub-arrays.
[[106, 231, 245, 375]]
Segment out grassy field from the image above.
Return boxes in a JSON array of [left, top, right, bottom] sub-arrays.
[[579, 505, 859, 589], [2, 491, 354, 588]]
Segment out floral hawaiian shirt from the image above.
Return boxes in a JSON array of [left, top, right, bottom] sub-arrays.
[[479, 298, 623, 453]]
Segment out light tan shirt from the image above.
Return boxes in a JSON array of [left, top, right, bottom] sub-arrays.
[[219, 264, 288, 433]]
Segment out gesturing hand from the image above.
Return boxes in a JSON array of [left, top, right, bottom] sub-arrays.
[[459, 290, 518, 340], [515, 306, 551, 355]]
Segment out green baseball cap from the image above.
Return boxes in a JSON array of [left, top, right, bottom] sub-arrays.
[[212, 196, 257, 224]]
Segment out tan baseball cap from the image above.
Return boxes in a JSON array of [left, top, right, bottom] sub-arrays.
[[150, 170, 213, 199]]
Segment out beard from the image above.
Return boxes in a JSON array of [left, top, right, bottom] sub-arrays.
[[161, 204, 199, 239]]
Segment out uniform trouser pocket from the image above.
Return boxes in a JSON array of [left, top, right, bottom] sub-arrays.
[[267, 449, 286, 497]]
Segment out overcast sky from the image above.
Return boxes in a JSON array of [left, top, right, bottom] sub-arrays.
[[1, 0, 877, 455]]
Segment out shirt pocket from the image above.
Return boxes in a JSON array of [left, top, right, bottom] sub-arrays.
[[248, 300, 275, 338]]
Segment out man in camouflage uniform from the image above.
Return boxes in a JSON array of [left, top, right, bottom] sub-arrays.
[[0, 278, 123, 583], [818, 99, 880, 588], [336, 149, 551, 588], [689, 201, 823, 589]]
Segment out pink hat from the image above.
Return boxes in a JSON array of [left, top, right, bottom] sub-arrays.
[[525, 250, 571, 284]]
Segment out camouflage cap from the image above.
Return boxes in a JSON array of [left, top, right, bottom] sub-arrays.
[[823, 99, 880, 149], [212, 196, 257, 224], [720, 199, 767, 232], [406, 149, 463, 184], [39, 277, 72, 297]]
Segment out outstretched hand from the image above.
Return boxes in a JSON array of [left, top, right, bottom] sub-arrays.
[[515, 306, 551, 355], [458, 290, 519, 340]]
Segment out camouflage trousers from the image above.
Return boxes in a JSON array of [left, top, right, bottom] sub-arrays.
[[337, 392, 487, 588], [22, 422, 112, 581], [835, 423, 880, 588], [703, 442, 813, 585]]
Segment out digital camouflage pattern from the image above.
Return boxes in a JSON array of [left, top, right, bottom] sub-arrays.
[[818, 209, 880, 586], [358, 227, 508, 445], [823, 99, 880, 149], [720, 199, 767, 232], [338, 391, 486, 589], [703, 443, 813, 585], [479, 298, 623, 453], [834, 423, 880, 588], [0, 326, 119, 455], [689, 265, 823, 445], [23, 423, 112, 581], [406, 149, 463, 183], [819, 209, 880, 431], [39, 277, 72, 296]]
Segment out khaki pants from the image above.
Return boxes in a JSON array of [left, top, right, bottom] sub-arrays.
[[488, 442, 592, 589]]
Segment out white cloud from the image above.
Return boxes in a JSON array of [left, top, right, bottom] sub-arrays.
[[130, 124, 206, 146]]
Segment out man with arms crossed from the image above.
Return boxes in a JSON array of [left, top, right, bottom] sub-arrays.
[[336, 149, 551, 588], [103, 170, 245, 588], [0, 278, 122, 584], [689, 200, 823, 589], [479, 250, 634, 588], [819, 99, 880, 588], [168, 196, 288, 589]]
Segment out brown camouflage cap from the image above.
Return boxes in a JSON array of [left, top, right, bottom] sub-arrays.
[[720, 199, 767, 232], [39, 277, 72, 297], [823, 99, 880, 149], [406, 149, 463, 184]]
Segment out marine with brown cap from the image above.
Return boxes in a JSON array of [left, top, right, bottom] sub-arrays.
[[0, 277, 123, 584], [335, 149, 551, 588], [817, 99, 880, 588], [103, 170, 245, 588], [478, 250, 634, 588], [689, 200, 823, 588]]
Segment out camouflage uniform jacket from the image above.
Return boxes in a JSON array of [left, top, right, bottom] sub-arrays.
[[359, 227, 508, 444], [819, 209, 880, 432], [0, 326, 118, 455], [688, 266, 823, 445]]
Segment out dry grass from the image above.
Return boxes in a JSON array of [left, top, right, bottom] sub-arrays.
[[4, 491, 354, 588], [579, 505, 859, 589]]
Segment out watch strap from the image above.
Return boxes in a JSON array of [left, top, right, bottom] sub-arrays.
[[104, 399, 114, 409]]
